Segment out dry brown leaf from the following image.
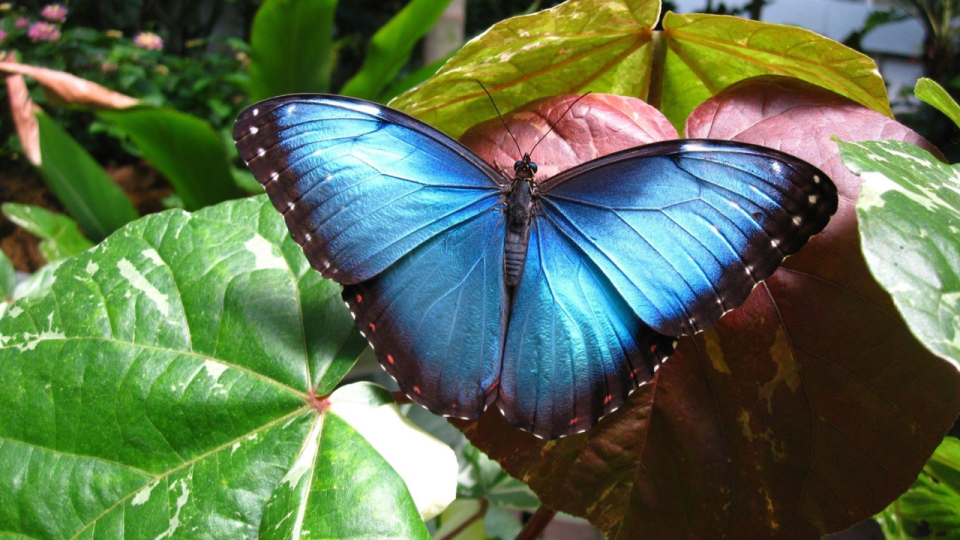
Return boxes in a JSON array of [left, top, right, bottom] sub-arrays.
[[0, 62, 139, 110]]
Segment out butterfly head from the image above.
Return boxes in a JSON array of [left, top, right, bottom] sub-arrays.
[[514, 154, 538, 181]]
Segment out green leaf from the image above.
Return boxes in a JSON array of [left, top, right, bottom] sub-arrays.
[[839, 139, 960, 365], [1, 203, 93, 263], [34, 112, 139, 242], [249, 0, 338, 101], [391, 0, 889, 137], [339, 0, 454, 101], [261, 383, 456, 540], [915, 78, 960, 130], [8, 261, 62, 303], [390, 0, 661, 138], [380, 51, 457, 104], [99, 108, 244, 211], [879, 438, 960, 539], [459, 443, 539, 510], [0, 251, 13, 301], [0, 196, 458, 539], [433, 499, 487, 540], [660, 12, 891, 132]]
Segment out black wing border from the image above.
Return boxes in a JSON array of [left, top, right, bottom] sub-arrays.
[[233, 92, 509, 188]]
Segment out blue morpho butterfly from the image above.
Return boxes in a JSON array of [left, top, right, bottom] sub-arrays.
[[233, 92, 837, 439]]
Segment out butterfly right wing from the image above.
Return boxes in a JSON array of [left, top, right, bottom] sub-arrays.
[[343, 207, 509, 419]]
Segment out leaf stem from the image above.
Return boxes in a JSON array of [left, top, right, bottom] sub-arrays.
[[515, 506, 557, 540], [647, 30, 666, 110], [440, 499, 489, 540]]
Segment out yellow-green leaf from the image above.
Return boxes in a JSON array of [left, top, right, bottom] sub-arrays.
[[916, 77, 960, 130], [390, 0, 660, 138], [661, 13, 891, 132]]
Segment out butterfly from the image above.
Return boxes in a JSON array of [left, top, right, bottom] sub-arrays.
[[233, 93, 838, 439]]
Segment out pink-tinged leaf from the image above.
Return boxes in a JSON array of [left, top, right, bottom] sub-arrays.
[[0, 61, 139, 110], [455, 78, 960, 539], [459, 93, 678, 181], [4, 69, 40, 165]]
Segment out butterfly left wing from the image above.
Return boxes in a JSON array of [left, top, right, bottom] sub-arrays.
[[343, 207, 508, 419], [234, 94, 504, 284], [538, 139, 838, 337]]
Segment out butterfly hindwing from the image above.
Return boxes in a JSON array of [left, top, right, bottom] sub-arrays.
[[499, 217, 674, 439], [344, 208, 508, 419], [233, 94, 504, 284], [539, 139, 838, 337]]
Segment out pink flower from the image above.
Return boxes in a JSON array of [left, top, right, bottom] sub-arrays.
[[27, 21, 60, 42], [15, 17, 30, 29], [0, 30, 6, 45], [133, 32, 163, 51], [40, 4, 67, 23]]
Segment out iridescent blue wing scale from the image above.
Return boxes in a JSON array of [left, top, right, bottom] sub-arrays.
[[537, 139, 838, 337], [344, 209, 507, 418], [234, 94, 509, 420], [498, 218, 675, 439], [233, 94, 505, 284]]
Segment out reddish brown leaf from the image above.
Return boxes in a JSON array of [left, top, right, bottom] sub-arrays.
[[459, 93, 678, 182], [0, 61, 139, 110], [455, 77, 960, 539], [4, 66, 41, 165]]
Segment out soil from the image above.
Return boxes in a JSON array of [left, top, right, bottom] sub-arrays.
[[0, 162, 172, 273]]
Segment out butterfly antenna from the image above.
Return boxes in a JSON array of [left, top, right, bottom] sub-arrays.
[[528, 92, 592, 158], [477, 80, 523, 157]]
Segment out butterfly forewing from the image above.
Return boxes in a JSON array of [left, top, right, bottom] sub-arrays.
[[233, 94, 504, 284], [537, 139, 838, 337]]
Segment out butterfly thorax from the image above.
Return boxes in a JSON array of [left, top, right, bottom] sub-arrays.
[[504, 156, 537, 288]]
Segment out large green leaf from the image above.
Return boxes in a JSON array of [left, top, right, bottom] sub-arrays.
[[391, 0, 889, 137], [248, 0, 338, 101], [339, 0, 454, 101], [99, 108, 244, 211], [877, 438, 960, 539], [839, 139, 960, 365], [0, 196, 457, 540], [34, 112, 139, 242], [1, 203, 93, 263], [915, 77, 960, 129]]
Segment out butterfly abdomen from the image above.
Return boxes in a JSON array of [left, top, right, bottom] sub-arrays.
[[504, 179, 534, 288]]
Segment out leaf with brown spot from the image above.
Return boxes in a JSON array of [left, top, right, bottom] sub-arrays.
[[454, 76, 960, 539]]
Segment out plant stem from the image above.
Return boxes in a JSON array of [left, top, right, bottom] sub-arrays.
[[440, 499, 489, 540], [647, 30, 666, 110], [515, 506, 557, 540]]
